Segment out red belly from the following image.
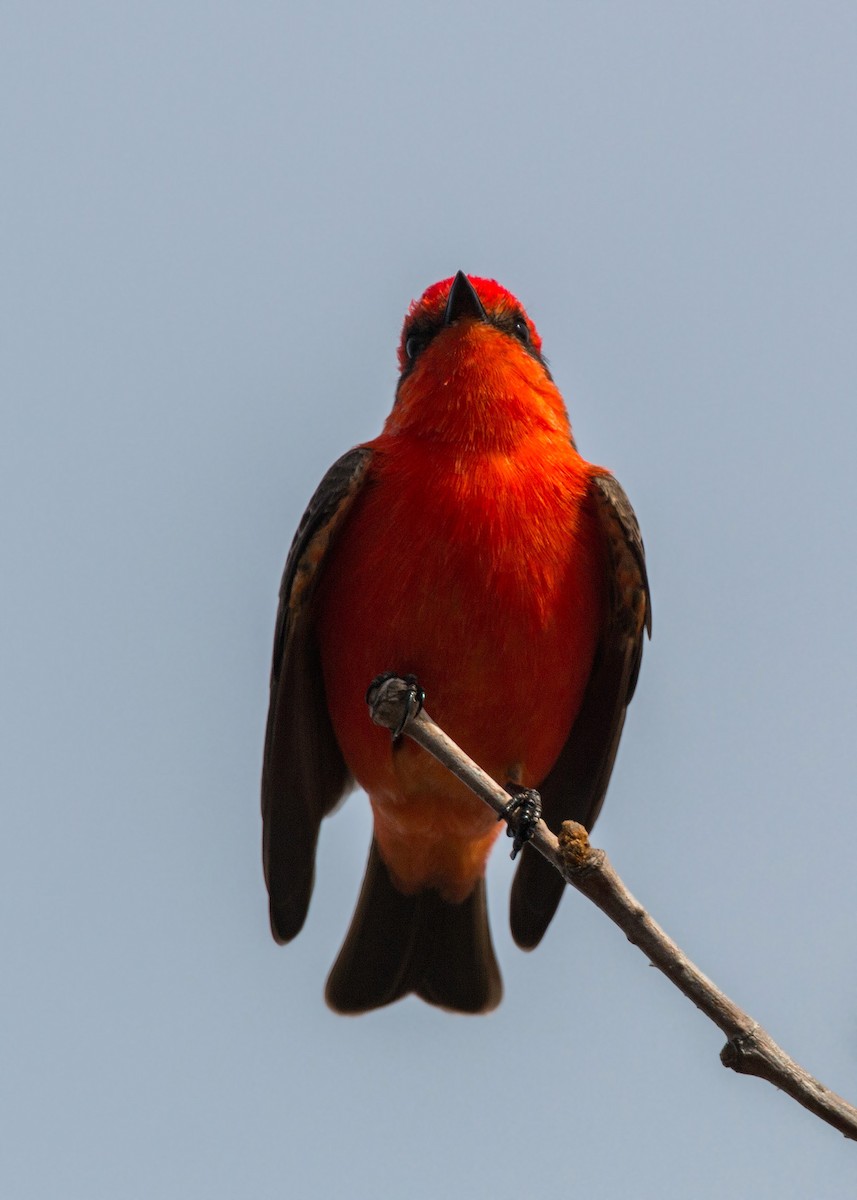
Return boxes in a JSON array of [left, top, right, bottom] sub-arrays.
[[314, 434, 603, 899]]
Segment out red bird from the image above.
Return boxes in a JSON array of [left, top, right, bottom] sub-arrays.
[[262, 273, 650, 1013]]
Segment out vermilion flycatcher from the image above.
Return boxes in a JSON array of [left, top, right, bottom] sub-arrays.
[[262, 273, 650, 1013]]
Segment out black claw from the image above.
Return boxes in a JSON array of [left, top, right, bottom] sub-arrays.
[[366, 672, 425, 740], [393, 674, 425, 739], [499, 785, 542, 860]]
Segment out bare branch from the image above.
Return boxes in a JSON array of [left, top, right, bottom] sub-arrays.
[[367, 675, 857, 1142]]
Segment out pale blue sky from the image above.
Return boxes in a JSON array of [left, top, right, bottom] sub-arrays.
[[3, 3, 857, 1196]]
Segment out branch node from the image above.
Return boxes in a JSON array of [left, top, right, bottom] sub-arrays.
[[720, 1025, 762, 1073], [558, 820, 603, 874]]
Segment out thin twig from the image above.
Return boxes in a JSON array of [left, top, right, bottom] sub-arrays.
[[367, 675, 857, 1142]]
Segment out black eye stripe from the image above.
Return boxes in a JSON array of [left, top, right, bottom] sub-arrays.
[[399, 311, 549, 381]]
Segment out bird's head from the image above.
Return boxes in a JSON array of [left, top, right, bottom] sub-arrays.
[[397, 271, 545, 375], [387, 272, 569, 450]]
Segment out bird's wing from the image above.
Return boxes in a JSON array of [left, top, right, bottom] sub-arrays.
[[262, 446, 374, 943], [510, 471, 651, 949]]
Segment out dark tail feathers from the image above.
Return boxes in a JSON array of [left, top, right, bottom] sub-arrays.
[[325, 841, 502, 1014]]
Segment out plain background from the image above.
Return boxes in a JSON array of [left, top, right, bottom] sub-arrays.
[[3, 2, 857, 1196]]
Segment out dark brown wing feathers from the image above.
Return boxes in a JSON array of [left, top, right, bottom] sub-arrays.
[[509, 471, 651, 950], [262, 446, 373, 943]]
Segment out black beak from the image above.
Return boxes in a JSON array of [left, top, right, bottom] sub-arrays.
[[444, 271, 487, 325]]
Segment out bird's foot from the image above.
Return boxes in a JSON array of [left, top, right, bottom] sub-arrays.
[[499, 785, 542, 860], [365, 673, 425, 740]]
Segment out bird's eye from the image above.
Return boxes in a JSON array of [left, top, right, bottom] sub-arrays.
[[405, 334, 425, 361], [512, 316, 530, 345]]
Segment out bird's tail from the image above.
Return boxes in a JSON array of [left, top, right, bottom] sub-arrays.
[[325, 840, 502, 1014]]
